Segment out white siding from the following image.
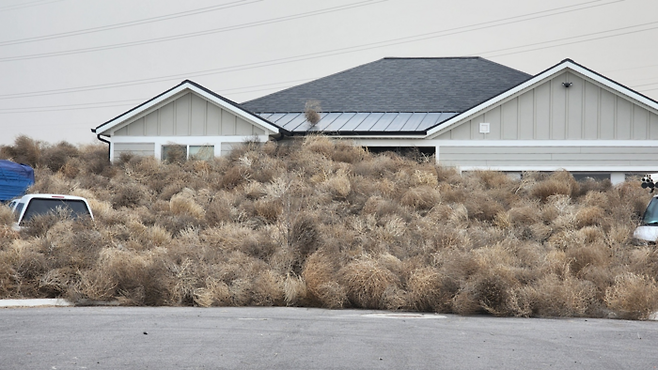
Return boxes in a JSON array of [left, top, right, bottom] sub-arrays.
[[114, 143, 155, 158], [112, 92, 270, 137], [434, 71, 658, 141], [438, 145, 658, 168]]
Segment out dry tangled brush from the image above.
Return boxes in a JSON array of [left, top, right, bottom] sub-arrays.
[[1, 135, 657, 319]]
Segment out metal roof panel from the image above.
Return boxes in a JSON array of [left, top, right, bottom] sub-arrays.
[[354, 113, 385, 131], [324, 112, 356, 131], [369, 113, 398, 131], [386, 113, 413, 131], [340, 113, 370, 131], [400, 113, 427, 131]]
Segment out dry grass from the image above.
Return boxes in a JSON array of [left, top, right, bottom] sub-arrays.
[[0, 135, 655, 319]]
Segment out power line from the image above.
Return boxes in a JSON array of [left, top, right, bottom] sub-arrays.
[[0, 0, 261, 46], [0, 101, 138, 114], [0, 0, 620, 101], [0, 0, 63, 12], [0, 0, 386, 62], [481, 21, 658, 58], [0, 78, 313, 113]]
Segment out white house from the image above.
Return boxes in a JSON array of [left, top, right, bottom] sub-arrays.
[[95, 58, 658, 183], [242, 57, 658, 184]]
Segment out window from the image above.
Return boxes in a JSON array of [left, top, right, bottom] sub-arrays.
[[189, 145, 214, 160], [162, 145, 214, 162]]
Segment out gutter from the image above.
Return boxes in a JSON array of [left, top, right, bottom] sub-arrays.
[[91, 128, 111, 158]]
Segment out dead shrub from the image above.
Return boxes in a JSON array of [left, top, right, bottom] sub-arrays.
[[331, 141, 366, 164], [605, 272, 658, 320], [463, 194, 504, 222], [194, 278, 232, 307], [406, 267, 453, 312], [283, 274, 308, 306], [2, 136, 655, 319], [473, 170, 515, 189], [169, 189, 205, 220], [323, 173, 352, 199], [452, 267, 519, 316], [20, 212, 64, 238], [353, 154, 399, 179], [79, 144, 113, 175], [303, 135, 334, 158], [627, 247, 658, 277], [362, 196, 401, 218], [254, 199, 283, 223], [338, 256, 400, 309], [251, 269, 284, 306], [575, 206, 605, 229], [111, 181, 151, 208], [304, 100, 322, 126], [41, 141, 79, 172], [400, 186, 440, 210], [220, 166, 250, 189], [531, 171, 579, 201], [507, 205, 541, 226], [0, 204, 13, 226], [288, 214, 321, 258], [302, 251, 346, 308], [39, 268, 75, 297], [519, 274, 597, 317], [0, 135, 41, 167], [566, 243, 610, 275]]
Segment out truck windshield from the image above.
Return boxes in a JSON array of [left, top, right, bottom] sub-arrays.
[[21, 198, 91, 224], [642, 197, 658, 225]]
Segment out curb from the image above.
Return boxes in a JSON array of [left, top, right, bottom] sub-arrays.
[[0, 298, 73, 308]]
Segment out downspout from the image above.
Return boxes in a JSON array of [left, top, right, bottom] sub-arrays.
[[91, 128, 111, 159]]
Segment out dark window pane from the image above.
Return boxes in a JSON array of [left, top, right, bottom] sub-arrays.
[[162, 145, 187, 163], [21, 199, 90, 224]]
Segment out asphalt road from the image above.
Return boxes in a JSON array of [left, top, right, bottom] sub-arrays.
[[1, 306, 657, 370]]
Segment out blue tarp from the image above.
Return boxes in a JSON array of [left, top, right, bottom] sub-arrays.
[[0, 160, 34, 202]]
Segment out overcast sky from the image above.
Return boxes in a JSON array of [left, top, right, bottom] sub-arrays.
[[0, 0, 657, 146]]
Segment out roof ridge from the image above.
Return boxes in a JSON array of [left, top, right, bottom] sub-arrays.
[[382, 56, 481, 60]]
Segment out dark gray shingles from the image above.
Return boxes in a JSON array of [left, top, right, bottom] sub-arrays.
[[241, 57, 531, 113]]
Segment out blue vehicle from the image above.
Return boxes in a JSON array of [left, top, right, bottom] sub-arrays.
[[0, 160, 34, 203]]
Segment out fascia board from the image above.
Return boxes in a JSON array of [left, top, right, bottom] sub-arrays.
[[425, 60, 658, 138], [96, 82, 280, 135]]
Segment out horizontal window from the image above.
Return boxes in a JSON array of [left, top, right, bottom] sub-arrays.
[[162, 145, 214, 162]]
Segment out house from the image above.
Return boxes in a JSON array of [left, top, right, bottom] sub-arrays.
[[94, 57, 658, 184], [92, 80, 281, 162], [242, 57, 658, 184]]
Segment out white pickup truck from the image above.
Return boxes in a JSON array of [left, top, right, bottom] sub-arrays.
[[8, 194, 93, 229]]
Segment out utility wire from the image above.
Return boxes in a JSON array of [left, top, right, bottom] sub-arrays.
[[0, 0, 620, 100], [0, 0, 261, 46], [0, 78, 312, 113], [0, 0, 613, 63], [0, 0, 63, 12], [0, 0, 386, 62], [481, 21, 658, 58]]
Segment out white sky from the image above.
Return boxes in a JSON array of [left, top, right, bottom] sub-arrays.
[[0, 0, 657, 146]]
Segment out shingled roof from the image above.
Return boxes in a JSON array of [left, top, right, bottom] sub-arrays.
[[241, 57, 532, 113]]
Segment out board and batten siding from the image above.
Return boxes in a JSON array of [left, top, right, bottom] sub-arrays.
[[112, 93, 267, 137], [435, 71, 658, 140], [114, 143, 155, 157], [437, 145, 658, 168]]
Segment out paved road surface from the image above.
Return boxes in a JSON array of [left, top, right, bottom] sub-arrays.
[[1, 306, 657, 369]]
